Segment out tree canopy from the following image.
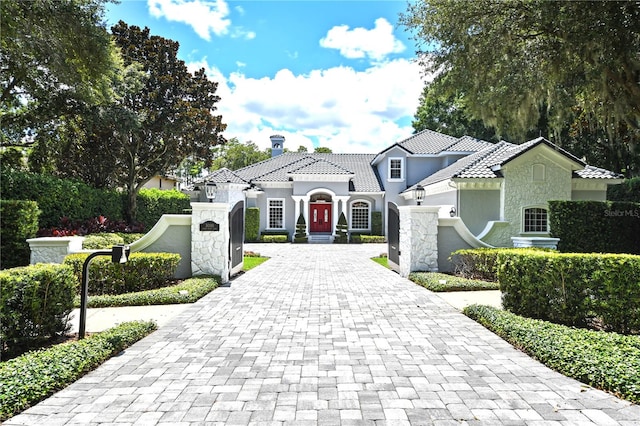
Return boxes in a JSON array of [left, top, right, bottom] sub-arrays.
[[210, 138, 270, 171], [400, 0, 640, 174]]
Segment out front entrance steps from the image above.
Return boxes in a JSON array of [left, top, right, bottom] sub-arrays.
[[308, 234, 333, 244]]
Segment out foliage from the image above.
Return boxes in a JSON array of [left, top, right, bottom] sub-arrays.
[[498, 250, 640, 334], [549, 200, 640, 254], [81, 233, 125, 250], [607, 178, 640, 202], [0, 0, 117, 150], [37, 216, 144, 237], [464, 305, 640, 404], [245, 208, 260, 242], [409, 272, 499, 292], [335, 212, 348, 244], [260, 234, 289, 243], [210, 138, 270, 171], [449, 248, 504, 282], [135, 188, 191, 229], [294, 214, 308, 243], [371, 211, 383, 236], [242, 257, 269, 272], [0, 200, 40, 269], [400, 1, 640, 175], [314, 147, 333, 153], [371, 257, 389, 269], [63, 253, 180, 296], [350, 234, 385, 243], [74, 276, 219, 308], [0, 264, 76, 358], [0, 321, 156, 421]]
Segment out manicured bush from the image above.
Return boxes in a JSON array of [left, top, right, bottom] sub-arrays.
[[549, 200, 640, 254], [0, 200, 40, 269], [350, 234, 385, 243], [136, 188, 191, 229], [498, 250, 640, 334], [0, 321, 157, 421], [335, 212, 348, 243], [82, 233, 125, 250], [260, 234, 289, 243], [294, 214, 308, 243], [607, 177, 640, 202], [409, 272, 499, 292], [371, 211, 383, 236], [0, 264, 76, 358], [63, 252, 181, 296], [449, 248, 503, 281], [245, 207, 260, 242], [464, 305, 640, 404]]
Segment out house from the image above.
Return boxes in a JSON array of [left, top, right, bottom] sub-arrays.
[[143, 174, 181, 191], [197, 130, 623, 246]]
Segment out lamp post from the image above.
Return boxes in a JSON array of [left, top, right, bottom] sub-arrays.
[[79, 245, 130, 339], [205, 181, 217, 202], [414, 184, 425, 206]]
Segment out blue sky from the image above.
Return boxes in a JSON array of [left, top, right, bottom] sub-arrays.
[[105, 0, 431, 153]]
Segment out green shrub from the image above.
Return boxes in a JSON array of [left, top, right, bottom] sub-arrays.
[[0, 264, 76, 358], [260, 234, 289, 243], [464, 305, 640, 404], [371, 211, 383, 235], [116, 232, 145, 245], [245, 207, 260, 242], [136, 188, 191, 229], [350, 234, 385, 243], [335, 212, 348, 244], [409, 272, 499, 292], [82, 233, 125, 250], [0, 200, 40, 269], [449, 248, 502, 281], [607, 177, 640, 202], [549, 200, 640, 254], [63, 252, 181, 296], [0, 321, 156, 421], [498, 250, 640, 334], [294, 214, 308, 243]]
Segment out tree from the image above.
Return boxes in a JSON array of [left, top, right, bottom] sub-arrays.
[[296, 145, 308, 152], [0, 0, 117, 148], [210, 138, 270, 171], [400, 0, 640, 172], [314, 147, 333, 153]]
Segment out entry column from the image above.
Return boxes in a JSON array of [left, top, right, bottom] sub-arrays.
[[191, 202, 231, 282]]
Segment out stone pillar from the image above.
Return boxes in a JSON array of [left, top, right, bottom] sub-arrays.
[[191, 202, 231, 282], [27, 236, 85, 265], [398, 206, 439, 277]]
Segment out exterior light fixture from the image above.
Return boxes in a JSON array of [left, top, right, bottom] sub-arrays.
[[414, 184, 425, 206], [79, 245, 130, 339], [449, 207, 457, 217], [205, 181, 217, 202]]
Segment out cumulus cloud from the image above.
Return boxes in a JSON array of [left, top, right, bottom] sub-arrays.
[[319, 18, 405, 61], [188, 58, 432, 154], [147, 0, 234, 41]]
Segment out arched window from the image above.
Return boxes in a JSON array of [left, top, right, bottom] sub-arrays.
[[350, 201, 370, 230], [523, 207, 548, 233]]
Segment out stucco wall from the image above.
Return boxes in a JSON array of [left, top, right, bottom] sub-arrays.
[[572, 190, 607, 201], [460, 189, 500, 235]]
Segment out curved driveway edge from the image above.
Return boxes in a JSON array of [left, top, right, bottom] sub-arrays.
[[6, 243, 640, 425]]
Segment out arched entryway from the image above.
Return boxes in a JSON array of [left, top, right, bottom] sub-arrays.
[[309, 193, 332, 234]]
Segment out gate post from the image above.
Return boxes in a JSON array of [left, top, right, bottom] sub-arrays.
[[398, 206, 439, 277], [191, 202, 231, 282]]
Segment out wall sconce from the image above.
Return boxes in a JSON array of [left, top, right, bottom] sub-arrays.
[[205, 181, 217, 202], [449, 207, 457, 217], [414, 184, 425, 206]]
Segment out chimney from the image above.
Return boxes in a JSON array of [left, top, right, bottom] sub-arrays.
[[270, 134, 285, 157]]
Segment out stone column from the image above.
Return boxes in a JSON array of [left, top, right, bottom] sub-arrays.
[[398, 206, 439, 277], [191, 202, 231, 282], [27, 236, 85, 265]]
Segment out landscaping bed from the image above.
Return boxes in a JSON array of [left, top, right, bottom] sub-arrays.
[[409, 271, 499, 292]]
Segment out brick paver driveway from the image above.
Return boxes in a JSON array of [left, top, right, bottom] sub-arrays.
[[6, 243, 640, 425]]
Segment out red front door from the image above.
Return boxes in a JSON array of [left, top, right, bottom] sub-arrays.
[[310, 203, 332, 233]]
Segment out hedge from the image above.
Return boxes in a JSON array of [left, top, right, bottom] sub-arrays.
[[607, 177, 640, 202], [0, 200, 40, 269], [63, 252, 181, 296], [549, 200, 640, 254], [0, 264, 76, 358], [135, 188, 191, 229], [0, 321, 157, 421], [409, 272, 499, 292], [464, 305, 640, 404], [371, 211, 383, 236], [245, 207, 260, 242], [498, 250, 640, 334], [350, 234, 385, 243]]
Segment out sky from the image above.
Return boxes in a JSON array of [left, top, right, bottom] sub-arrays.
[[105, 0, 432, 154]]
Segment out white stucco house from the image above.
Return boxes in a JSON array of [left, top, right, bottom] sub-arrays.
[[197, 130, 622, 246]]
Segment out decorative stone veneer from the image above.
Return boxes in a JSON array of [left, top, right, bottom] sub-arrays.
[[27, 236, 85, 264], [191, 202, 231, 282], [398, 206, 439, 277]]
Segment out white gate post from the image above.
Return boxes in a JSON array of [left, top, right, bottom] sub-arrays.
[[191, 202, 230, 282], [398, 206, 439, 277]]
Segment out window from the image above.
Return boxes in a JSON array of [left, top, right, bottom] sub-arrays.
[[350, 201, 370, 230], [268, 199, 284, 229], [523, 207, 548, 233], [388, 158, 404, 181]]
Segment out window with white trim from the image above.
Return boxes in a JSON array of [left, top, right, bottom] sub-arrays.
[[268, 199, 285, 229], [523, 207, 548, 233], [388, 157, 404, 181], [350, 201, 370, 230]]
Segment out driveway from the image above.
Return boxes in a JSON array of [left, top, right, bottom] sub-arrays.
[[6, 243, 639, 425]]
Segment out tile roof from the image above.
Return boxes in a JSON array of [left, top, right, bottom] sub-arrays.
[[202, 168, 247, 184], [288, 158, 354, 175], [574, 165, 623, 179]]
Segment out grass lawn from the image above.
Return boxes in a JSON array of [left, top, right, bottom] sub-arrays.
[[371, 256, 389, 268], [243, 256, 269, 271]]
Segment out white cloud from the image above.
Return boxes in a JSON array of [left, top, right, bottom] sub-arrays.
[[188, 58, 433, 154], [148, 0, 231, 41], [320, 18, 405, 61]]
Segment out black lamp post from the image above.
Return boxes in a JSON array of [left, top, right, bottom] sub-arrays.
[[414, 184, 425, 206], [205, 181, 217, 202], [79, 245, 130, 339]]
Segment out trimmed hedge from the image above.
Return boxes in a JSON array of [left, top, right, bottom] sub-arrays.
[[409, 272, 499, 292], [63, 252, 180, 296], [260, 235, 289, 243], [549, 200, 640, 254], [607, 177, 640, 202], [245, 207, 260, 242], [464, 305, 640, 404], [371, 211, 383, 236], [135, 188, 191, 229], [0, 321, 157, 421], [0, 264, 76, 358], [350, 234, 385, 243], [498, 250, 640, 334], [450, 247, 551, 282], [0, 200, 40, 269]]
